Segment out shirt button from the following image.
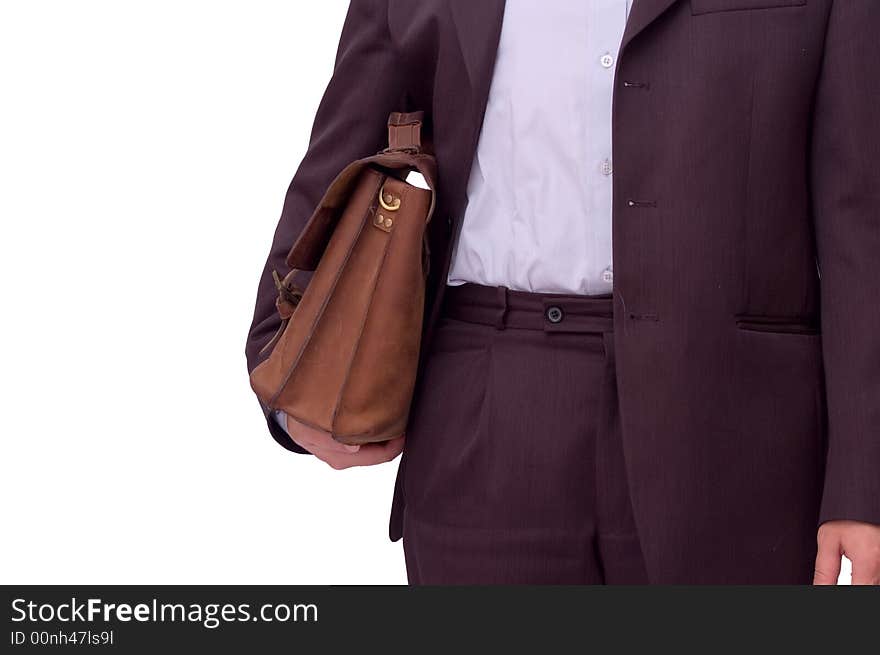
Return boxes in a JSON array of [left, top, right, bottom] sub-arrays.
[[601, 267, 614, 284], [600, 159, 613, 176], [600, 53, 615, 69], [546, 306, 564, 324]]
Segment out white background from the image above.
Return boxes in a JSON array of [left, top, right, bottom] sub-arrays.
[[0, 0, 407, 584], [0, 0, 850, 585]]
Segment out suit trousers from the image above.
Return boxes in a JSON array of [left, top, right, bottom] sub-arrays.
[[401, 283, 649, 584]]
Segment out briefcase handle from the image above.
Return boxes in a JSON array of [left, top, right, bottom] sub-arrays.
[[385, 111, 429, 154]]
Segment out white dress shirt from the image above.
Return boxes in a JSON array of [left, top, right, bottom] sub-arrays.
[[447, 0, 632, 295]]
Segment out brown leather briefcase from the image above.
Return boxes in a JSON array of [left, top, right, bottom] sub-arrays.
[[250, 111, 437, 445]]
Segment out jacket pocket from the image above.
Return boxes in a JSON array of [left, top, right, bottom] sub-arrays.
[[734, 313, 819, 336], [691, 0, 806, 15]]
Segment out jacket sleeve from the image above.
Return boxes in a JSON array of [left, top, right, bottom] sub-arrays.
[[245, 0, 406, 453], [811, 0, 880, 525]]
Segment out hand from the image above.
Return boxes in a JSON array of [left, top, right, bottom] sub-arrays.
[[813, 520, 880, 585], [286, 415, 404, 470]]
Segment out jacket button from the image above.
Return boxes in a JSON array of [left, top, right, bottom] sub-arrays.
[[546, 306, 564, 324]]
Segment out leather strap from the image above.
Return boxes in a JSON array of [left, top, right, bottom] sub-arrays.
[[387, 111, 424, 151]]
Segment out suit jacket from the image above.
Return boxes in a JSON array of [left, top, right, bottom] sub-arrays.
[[246, 0, 880, 582]]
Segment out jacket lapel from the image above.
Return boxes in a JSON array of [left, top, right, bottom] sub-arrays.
[[622, 0, 683, 51], [448, 0, 507, 94]]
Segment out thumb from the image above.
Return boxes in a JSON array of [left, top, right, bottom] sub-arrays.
[[813, 531, 842, 585]]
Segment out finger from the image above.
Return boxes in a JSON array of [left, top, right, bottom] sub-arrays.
[[294, 434, 361, 455], [343, 436, 405, 468], [813, 533, 842, 585], [286, 417, 360, 454], [320, 436, 405, 470], [850, 556, 880, 586]]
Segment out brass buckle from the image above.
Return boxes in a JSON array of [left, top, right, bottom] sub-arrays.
[[378, 184, 401, 212]]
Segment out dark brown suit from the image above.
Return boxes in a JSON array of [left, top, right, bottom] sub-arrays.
[[246, 0, 880, 583]]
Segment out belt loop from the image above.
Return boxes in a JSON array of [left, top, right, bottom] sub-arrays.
[[495, 286, 509, 330]]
